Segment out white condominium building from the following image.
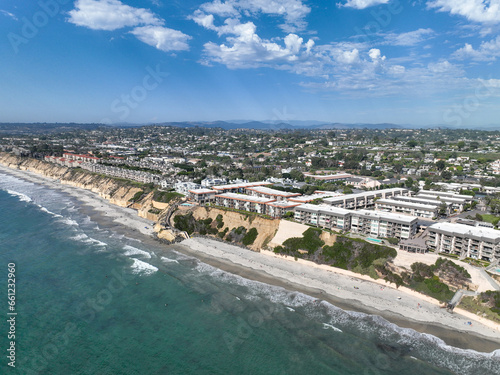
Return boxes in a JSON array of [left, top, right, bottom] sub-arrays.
[[294, 204, 352, 230], [350, 210, 418, 240], [375, 198, 439, 219], [427, 222, 500, 262], [323, 188, 411, 210], [294, 205, 417, 239]]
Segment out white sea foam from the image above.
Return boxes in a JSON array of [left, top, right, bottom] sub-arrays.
[[70, 233, 107, 247], [88, 238, 107, 247], [286, 307, 295, 312], [6, 189, 32, 202], [161, 257, 179, 264], [71, 233, 89, 241], [323, 323, 342, 332], [123, 245, 151, 259], [60, 218, 79, 226], [130, 259, 158, 275], [39, 205, 63, 218], [171, 250, 196, 261]]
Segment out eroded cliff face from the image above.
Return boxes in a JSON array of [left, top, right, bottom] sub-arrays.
[[0, 153, 148, 210], [189, 206, 280, 251], [0, 153, 281, 249]]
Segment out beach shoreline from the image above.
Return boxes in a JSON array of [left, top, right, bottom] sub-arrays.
[[1, 163, 500, 353], [174, 237, 500, 352]]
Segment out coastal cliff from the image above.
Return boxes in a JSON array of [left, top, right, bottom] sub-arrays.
[[0, 152, 151, 211], [171, 206, 280, 251]]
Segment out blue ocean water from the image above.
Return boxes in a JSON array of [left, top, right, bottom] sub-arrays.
[[0, 171, 499, 375]]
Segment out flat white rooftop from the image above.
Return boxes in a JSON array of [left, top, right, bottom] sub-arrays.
[[189, 188, 217, 195], [267, 201, 302, 208], [324, 188, 409, 203], [215, 193, 275, 204], [247, 186, 301, 197], [212, 181, 271, 190], [429, 222, 500, 242], [418, 190, 473, 200], [353, 209, 417, 224], [392, 196, 443, 206], [289, 192, 343, 202], [416, 194, 467, 204], [376, 199, 438, 211], [296, 204, 352, 216]]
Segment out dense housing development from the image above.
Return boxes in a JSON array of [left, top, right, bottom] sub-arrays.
[[6, 125, 500, 263]]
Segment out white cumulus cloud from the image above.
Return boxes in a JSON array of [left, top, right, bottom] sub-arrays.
[[196, 0, 311, 32], [68, 0, 191, 53], [338, 0, 389, 9], [130, 26, 191, 51], [202, 21, 314, 69], [68, 0, 162, 30], [428, 0, 500, 24], [453, 36, 500, 61], [383, 28, 434, 46], [368, 48, 386, 63]]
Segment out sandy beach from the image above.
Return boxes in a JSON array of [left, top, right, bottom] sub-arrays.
[[0, 164, 155, 237], [176, 237, 500, 349], [2, 163, 500, 353]]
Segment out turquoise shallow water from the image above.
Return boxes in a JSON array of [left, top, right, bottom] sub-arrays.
[[0, 172, 499, 375]]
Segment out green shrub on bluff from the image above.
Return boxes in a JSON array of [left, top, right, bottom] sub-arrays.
[[322, 237, 396, 270], [242, 228, 258, 246], [153, 190, 182, 203], [281, 228, 325, 255]]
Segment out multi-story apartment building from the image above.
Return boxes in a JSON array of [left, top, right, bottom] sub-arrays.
[[323, 188, 411, 210], [416, 190, 473, 213], [212, 181, 272, 194], [350, 210, 418, 240], [427, 222, 500, 262], [266, 201, 302, 218], [188, 189, 217, 204], [415, 193, 468, 213], [391, 195, 449, 215], [288, 191, 342, 204], [294, 205, 417, 239], [417, 190, 474, 203], [214, 193, 275, 214], [245, 186, 302, 201], [294, 204, 352, 230], [375, 198, 439, 219]]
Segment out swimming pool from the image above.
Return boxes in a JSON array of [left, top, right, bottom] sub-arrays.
[[366, 237, 382, 243]]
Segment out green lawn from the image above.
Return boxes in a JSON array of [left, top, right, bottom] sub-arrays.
[[480, 214, 500, 224]]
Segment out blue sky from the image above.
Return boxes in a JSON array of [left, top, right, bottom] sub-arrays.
[[1, 0, 500, 127]]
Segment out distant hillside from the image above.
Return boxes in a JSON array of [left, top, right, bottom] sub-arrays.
[[0, 123, 106, 134], [152, 121, 404, 130], [2, 121, 498, 132]]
